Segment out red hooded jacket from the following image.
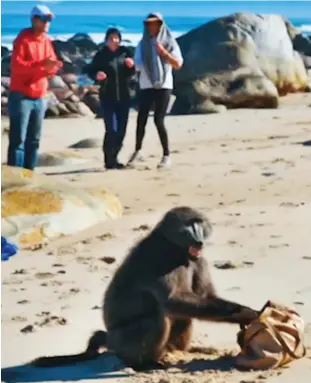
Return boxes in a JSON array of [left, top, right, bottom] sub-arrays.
[[10, 28, 60, 99]]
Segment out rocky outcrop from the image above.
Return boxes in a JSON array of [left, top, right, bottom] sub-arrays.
[[1, 18, 310, 118], [1, 74, 98, 118], [0, 31, 127, 119], [172, 13, 309, 114], [1, 165, 122, 248]]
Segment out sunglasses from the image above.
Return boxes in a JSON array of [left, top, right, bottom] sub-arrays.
[[36, 15, 53, 23]]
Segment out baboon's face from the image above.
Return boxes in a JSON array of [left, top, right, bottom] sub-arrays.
[[156, 207, 212, 261]]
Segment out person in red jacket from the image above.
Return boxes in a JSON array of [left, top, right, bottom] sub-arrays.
[[7, 4, 63, 170]]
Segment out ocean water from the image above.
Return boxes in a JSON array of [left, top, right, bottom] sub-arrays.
[[1, 0, 311, 50]]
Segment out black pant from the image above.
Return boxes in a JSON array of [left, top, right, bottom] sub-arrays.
[[135, 89, 171, 156], [101, 99, 130, 167]]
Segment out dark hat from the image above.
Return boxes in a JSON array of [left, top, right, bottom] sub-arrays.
[[144, 12, 163, 24], [105, 27, 122, 41]]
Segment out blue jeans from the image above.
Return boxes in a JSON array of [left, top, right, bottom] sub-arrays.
[[7, 91, 47, 170], [101, 99, 130, 167]]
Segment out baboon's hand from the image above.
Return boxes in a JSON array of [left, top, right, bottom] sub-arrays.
[[237, 307, 260, 326]]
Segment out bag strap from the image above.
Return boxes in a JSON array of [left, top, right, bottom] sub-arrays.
[[260, 317, 306, 360]]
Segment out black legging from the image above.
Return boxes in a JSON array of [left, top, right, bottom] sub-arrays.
[[135, 89, 171, 156]]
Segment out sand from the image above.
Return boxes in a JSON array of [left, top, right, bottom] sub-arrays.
[[1, 93, 311, 383]]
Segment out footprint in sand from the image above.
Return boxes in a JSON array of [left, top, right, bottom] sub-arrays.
[[35, 272, 54, 279], [20, 324, 35, 334], [214, 261, 254, 270], [76, 255, 92, 265], [280, 202, 300, 208], [12, 269, 27, 275], [133, 224, 150, 232], [214, 261, 238, 270], [97, 232, 115, 241], [12, 316, 27, 323], [36, 315, 68, 328], [34, 311, 67, 327], [17, 299, 29, 305], [100, 256, 116, 264], [269, 244, 289, 249]]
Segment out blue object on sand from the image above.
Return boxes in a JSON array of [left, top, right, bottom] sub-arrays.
[[1, 236, 18, 262]]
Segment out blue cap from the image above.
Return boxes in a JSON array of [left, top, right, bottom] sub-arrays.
[[31, 4, 54, 18]]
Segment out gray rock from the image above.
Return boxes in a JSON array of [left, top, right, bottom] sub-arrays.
[[173, 13, 308, 114], [82, 92, 102, 117], [63, 100, 80, 114], [1, 96, 8, 106], [1, 56, 11, 76], [45, 106, 60, 118], [37, 152, 88, 167], [1, 76, 10, 89], [45, 91, 60, 108], [52, 88, 73, 102], [68, 94, 80, 103], [61, 73, 78, 85], [1, 46, 10, 58], [191, 100, 227, 114], [49, 75, 68, 89], [68, 33, 98, 55], [77, 102, 95, 117], [69, 138, 101, 149], [57, 103, 71, 116]]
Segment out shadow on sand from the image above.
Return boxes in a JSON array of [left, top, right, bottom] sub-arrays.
[[44, 167, 106, 176], [1, 351, 237, 383]]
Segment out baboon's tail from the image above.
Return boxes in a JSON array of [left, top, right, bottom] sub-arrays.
[[32, 330, 108, 367]]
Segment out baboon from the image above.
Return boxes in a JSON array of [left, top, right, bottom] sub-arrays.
[[33, 206, 259, 370]]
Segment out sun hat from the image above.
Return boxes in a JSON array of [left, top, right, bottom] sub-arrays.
[[30, 4, 54, 19]]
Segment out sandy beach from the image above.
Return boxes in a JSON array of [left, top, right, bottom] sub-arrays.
[[1, 92, 311, 383]]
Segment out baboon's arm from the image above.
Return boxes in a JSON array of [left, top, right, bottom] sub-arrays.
[[166, 293, 258, 325]]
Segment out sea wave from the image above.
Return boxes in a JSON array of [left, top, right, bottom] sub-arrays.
[[1, 31, 186, 50], [299, 24, 311, 33], [1, 24, 309, 51]]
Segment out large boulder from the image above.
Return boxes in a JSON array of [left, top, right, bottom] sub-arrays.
[[172, 13, 309, 114], [1, 165, 122, 248], [67, 33, 98, 56], [48, 75, 68, 90], [1, 45, 10, 58], [1, 56, 11, 77], [82, 92, 102, 117], [52, 39, 79, 60]]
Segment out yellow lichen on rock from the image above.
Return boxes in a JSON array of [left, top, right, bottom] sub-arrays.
[[88, 188, 123, 218], [2, 189, 63, 217], [1, 165, 123, 248], [19, 227, 47, 247]]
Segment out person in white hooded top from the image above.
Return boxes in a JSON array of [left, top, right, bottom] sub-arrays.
[[128, 13, 183, 169]]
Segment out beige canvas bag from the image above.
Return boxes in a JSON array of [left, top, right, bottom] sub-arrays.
[[235, 300, 306, 370]]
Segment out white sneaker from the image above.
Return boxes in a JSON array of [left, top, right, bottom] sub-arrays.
[[127, 151, 143, 167], [158, 155, 172, 169]]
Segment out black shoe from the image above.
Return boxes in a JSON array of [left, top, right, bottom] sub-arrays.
[[105, 162, 125, 170], [115, 161, 125, 169]]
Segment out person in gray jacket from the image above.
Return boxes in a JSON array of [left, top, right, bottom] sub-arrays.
[[128, 13, 183, 169]]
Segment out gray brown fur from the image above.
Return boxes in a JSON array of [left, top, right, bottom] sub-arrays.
[[33, 206, 259, 370]]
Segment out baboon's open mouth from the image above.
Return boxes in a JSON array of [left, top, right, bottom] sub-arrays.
[[188, 246, 202, 257]]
